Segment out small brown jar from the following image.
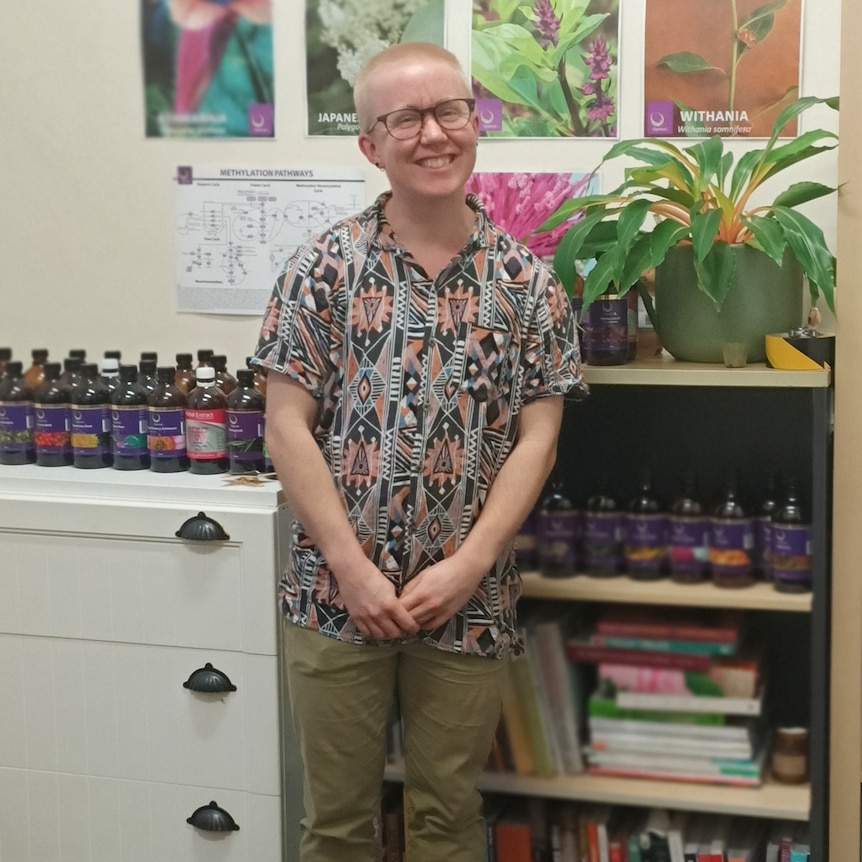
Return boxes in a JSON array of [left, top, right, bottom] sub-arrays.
[[771, 726, 809, 784]]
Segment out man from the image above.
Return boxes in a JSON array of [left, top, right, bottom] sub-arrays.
[[252, 41, 584, 862]]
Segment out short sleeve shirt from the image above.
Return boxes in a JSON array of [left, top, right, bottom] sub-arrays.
[[252, 193, 585, 658]]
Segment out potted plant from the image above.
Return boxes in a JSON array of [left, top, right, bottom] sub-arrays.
[[538, 95, 839, 362]]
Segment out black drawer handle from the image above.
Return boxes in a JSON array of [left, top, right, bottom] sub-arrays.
[[187, 800, 240, 832], [175, 512, 230, 541], [183, 662, 237, 693]]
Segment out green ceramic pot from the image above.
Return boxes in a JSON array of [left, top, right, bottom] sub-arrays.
[[653, 244, 804, 363]]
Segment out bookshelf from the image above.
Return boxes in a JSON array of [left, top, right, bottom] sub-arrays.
[[530, 358, 831, 855]]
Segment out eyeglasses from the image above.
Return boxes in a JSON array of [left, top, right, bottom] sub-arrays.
[[370, 98, 476, 140]]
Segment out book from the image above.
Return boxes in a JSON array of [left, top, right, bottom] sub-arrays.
[[499, 669, 537, 775], [595, 605, 743, 643], [588, 714, 763, 745], [640, 808, 672, 862], [788, 822, 810, 861], [666, 810, 690, 862], [525, 610, 586, 774], [597, 659, 760, 699], [589, 632, 738, 657], [614, 686, 763, 716], [588, 693, 734, 727], [725, 816, 767, 862], [587, 730, 758, 760], [524, 630, 566, 774], [510, 645, 556, 777], [568, 638, 716, 671], [584, 747, 764, 780], [494, 804, 534, 862], [764, 821, 797, 862]]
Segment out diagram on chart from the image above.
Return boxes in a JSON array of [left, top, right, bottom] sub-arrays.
[[174, 166, 365, 315]]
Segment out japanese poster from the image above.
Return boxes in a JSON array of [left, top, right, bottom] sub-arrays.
[[643, 0, 803, 138], [173, 166, 365, 315], [471, 0, 620, 139], [305, 0, 446, 137], [142, 0, 274, 138]]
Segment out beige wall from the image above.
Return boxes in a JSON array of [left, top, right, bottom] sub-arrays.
[[832, 0, 861, 852], [0, 1, 841, 372]]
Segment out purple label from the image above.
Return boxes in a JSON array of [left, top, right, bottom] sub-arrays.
[[0, 402, 34, 453], [646, 100, 674, 135], [34, 404, 71, 454], [147, 407, 187, 459], [537, 511, 579, 568], [476, 98, 503, 132], [583, 298, 628, 358], [111, 406, 148, 455], [227, 409, 264, 463], [668, 516, 710, 573], [70, 405, 111, 454], [771, 524, 811, 582], [584, 511, 622, 543], [755, 516, 773, 573], [709, 518, 754, 575], [248, 103, 274, 136]]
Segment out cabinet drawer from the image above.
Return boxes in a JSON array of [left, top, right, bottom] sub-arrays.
[[0, 497, 289, 655], [0, 635, 280, 794], [0, 767, 282, 862]]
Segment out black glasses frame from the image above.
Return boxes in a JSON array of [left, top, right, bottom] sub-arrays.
[[370, 98, 476, 139]]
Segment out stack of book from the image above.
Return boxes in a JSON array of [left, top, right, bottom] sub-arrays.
[[568, 605, 768, 786]]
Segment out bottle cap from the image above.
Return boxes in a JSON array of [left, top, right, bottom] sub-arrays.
[[196, 366, 216, 383], [119, 364, 138, 381], [101, 357, 120, 375]]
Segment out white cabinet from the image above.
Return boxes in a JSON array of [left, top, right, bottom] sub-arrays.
[[0, 466, 299, 862]]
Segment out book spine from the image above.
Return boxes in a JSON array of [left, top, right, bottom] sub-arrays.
[[614, 689, 762, 716], [568, 641, 713, 671], [596, 620, 738, 643], [593, 634, 737, 656], [586, 764, 763, 787]]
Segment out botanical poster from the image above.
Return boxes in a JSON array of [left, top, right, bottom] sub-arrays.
[[141, 0, 274, 138], [465, 172, 596, 260], [643, 0, 802, 138], [305, 0, 446, 136], [471, 0, 620, 139]]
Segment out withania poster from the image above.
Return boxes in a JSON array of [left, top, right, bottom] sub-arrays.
[[643, 0, 803, 138]]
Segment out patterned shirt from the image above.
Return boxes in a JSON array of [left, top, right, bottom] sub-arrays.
[[252, 193, 584, 658]]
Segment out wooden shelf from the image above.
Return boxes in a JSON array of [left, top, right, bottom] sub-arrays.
[[520, 571, 812, 612], [384, 764, 809, 821], [582, 355, 831, 388]]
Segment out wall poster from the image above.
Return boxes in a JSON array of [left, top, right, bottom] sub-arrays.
[[471, 0, 620, 139], [305, 0, 446, 137], [142, 0, 274, 138], [173, 165, 365, 315], [643, 0, 803, 138]]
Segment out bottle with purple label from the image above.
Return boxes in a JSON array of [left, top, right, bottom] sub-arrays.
[[186, 366, 229, 475], [147, 366, 189, 473], [111, 364, 150, 471], [226, 369, 265, 475], [771, 475, 812, 593], [668, 472, 710, 584], [624, 469, 668, 580], [514, 508, 539, 570], [755, 473, 781, 581], [537, 478, 579, 577], [34, 362, 72, 467], [70, 363, 113, 469], [582, 482, 624, 577], [709, 475, 755, 588], [0, 360, 36, 465]]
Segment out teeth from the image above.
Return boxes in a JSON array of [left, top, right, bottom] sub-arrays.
[[420, 157, 451, 168]]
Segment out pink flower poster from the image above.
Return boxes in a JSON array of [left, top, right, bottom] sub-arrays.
[[141, 0, 274, 138], [643, 0, 803, 138], [471, 0, 620, 138], [464, 172, 596, 258]]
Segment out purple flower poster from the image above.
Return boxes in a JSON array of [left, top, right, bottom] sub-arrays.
[[643, 0, 803, 138], [141, 0, 274, 138], [471, 0, 620, 138], [305, 0, 446, 137]]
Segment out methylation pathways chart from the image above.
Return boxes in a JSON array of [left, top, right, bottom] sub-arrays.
[[174, 166, 366, 315]]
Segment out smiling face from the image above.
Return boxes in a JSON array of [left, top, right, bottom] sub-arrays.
[[356, 47, 479, 207]]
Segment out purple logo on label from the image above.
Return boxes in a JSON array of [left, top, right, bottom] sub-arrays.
[[476, 98, 502, 133], [249, 103, 274, 136], [645, 101, 674, 136], [177, 166, 193, 185]]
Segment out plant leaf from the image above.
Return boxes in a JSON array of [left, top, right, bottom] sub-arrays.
[[657, 51, 725, 75], [741, 215, 787, 266], [773, 206, 836, 311], [684, 136, 725, 197], [695, 242, 738, 309], [772, 181, 838, 208], [690, 209, 723, 263]]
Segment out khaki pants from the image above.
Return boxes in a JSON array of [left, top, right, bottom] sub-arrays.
[[282, 621, 509, 862]]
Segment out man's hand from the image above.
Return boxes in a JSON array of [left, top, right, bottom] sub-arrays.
[[399, 556, 485, 632], [333, 558, 421, 640]]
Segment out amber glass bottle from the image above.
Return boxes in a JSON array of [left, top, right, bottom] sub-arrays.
[[227, 369, 265, 474], [174, 353, 195, 394], [212, 354, 237, 396], [111, 365, 150, 470], [24, 348, 49, 389], [0, 360, 36, 465], [69, 363, 113, 469], [147, 366, 189, 473], [34, 362, 73, 467]]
